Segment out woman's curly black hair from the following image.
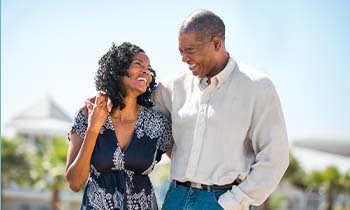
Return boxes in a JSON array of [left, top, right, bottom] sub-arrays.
[[95, 42, 156, 110]]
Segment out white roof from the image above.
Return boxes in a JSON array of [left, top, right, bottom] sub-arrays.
[[5, 97, 72, 137], [293, 138, 350, 157], [291, 145, 350, 173]]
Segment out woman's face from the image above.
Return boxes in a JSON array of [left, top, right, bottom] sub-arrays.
[[122, 52, 153, 97]]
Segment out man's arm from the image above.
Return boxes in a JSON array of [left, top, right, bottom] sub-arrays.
[[152, 82, 172, 118], [218, 83, 289, 210], [153, 82, 174, 159]]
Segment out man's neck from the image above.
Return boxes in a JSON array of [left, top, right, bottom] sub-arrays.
[[207, 52, 230, 79]]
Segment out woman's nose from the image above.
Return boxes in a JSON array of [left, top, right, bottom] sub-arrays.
[[141, 67, 150, 75]]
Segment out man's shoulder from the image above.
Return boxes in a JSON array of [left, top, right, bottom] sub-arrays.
[[235, 61, 274, 89], [158, 71, 193, 88]]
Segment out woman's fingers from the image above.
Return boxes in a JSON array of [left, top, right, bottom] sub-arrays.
[[86, 91, 110, 133], [94, 91, 113, 113], [95, 91, 107, 106], [106, 97, 113, 113], [83, 91, 111, 119], [86, 100, 93, 114]]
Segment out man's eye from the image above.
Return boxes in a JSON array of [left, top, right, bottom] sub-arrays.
[[186, 49, 194, 54]]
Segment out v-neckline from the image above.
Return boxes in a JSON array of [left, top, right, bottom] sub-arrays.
[[110, 106, 143, 153]]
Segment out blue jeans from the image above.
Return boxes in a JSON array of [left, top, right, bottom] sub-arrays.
[[161, 182, 226, 210]]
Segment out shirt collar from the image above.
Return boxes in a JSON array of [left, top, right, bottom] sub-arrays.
[[215, 57, 236, 88], [197, 57, 236, 90]]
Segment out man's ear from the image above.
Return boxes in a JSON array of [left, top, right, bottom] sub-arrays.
[[212, 36, 222, 50]]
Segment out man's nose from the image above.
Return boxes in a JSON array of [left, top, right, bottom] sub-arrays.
[[182, 53, 190, 63]]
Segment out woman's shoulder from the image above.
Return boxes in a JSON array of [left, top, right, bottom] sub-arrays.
[[73, 107, 88, 123], [137, 107, 172, 142], [141, 106, 170, 123]]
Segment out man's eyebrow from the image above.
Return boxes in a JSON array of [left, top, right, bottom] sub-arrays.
[[179, 46, 193, 51], [184, 47, 195, 52]]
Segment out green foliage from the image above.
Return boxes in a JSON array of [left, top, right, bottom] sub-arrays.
[[339, 169, 350, 193], [285, 151, 350, 210], [283, 152, 308, 189], [305, 166, 347, 193], [1, 135, 69, 190], [269, 193, 287, 210], [334, 204, 350, 210], [285, 152, 350, 193], [31, 136, 69, 190], [306, 170, 324, 190], [1, 137, 31, 186]]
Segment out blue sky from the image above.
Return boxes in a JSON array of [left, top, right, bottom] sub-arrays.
[[2, 0, 349, 140]]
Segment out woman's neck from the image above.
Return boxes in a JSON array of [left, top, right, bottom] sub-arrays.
[[111, 96, 140, 123]]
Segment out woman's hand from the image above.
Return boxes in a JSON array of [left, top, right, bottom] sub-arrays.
[[85, 91, 113, 134], [65, 91, 113, 192]]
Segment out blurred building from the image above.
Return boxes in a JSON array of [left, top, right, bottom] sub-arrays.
[[3, 188, 81, 210], [2, 96, 81, 210], [4, 96, 72, 138], [292, 138, 350, 173], [270, 139, 350, 210]]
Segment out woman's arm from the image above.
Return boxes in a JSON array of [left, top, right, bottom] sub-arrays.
[[65, 91, 112, 192], [65, 130, 99, 192]]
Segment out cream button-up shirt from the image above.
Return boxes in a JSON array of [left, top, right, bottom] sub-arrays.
[[153, 57, 289, 210]]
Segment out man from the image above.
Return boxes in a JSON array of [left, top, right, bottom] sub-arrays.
[[153, 10, 289, 210]]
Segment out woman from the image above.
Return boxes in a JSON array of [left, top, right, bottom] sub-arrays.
[[65, 42, 173, 210]]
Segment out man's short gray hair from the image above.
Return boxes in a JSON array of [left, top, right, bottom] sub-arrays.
[[180, 10, 225, 42]]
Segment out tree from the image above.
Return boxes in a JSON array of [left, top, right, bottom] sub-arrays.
[[283, 152, 308, 190], [339, 169, 350, 193], [1, 135, 68, 210], [31, 136, 69, 210], [277, 151, 350, 210], [1, 137, 32, 186], [305, 166, 350, 210]]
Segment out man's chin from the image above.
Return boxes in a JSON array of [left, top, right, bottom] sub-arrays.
[[190, 70, 201, 77]]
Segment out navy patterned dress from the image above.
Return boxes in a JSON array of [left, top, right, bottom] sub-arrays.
[[69, 106, 173, 210]]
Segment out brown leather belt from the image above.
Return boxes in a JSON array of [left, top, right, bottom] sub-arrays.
[[174, 180, 239, 191]]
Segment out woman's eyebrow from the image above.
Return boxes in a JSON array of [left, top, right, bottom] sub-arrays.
[[132, 59, 151, 68], [132, 58, 143, 62]]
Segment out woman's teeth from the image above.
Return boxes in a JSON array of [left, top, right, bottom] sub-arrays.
[[137, 77, 147, 83]]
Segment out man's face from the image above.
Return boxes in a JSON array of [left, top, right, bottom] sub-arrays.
[[178, 32, 216, 78]]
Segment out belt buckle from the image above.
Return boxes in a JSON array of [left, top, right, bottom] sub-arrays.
[[190, 182, 202, 189]]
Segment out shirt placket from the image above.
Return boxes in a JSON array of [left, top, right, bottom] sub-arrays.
[[185, 92, 209, 180]]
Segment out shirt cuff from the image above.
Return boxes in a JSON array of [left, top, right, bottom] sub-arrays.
[[218, 186, 253, 210]]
